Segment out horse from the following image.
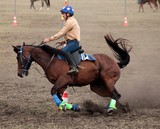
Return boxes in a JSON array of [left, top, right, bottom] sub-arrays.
[[158, 0, 160, 7], [30, 0, 50, 10], [12, 34, 132, 114], [138, 0, 158, 12]]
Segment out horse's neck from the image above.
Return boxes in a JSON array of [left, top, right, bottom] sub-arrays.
[[31, 48, 52, 71]]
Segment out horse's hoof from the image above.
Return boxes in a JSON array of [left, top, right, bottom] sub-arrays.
[[122, 107, 128, 113], [123, 102, 130, 113], [107, 108, 115, 115], [72, 104, 81, 112], [120, 102, 130, 113], [60, 104, 66, 112]]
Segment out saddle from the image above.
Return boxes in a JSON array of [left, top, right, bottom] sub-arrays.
[[57, 46, 96, 65], [70, 46, 84, 65]]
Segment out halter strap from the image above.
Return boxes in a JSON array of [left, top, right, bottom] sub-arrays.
[[25, 55, 31, 69], [19, 45, 31, 71], [20, 46, 23, 56]]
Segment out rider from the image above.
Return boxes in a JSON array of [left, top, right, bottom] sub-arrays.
[[44, 6, 80, 74]]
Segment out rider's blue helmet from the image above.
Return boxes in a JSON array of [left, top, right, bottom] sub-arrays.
[[60, 6, 74, 16]]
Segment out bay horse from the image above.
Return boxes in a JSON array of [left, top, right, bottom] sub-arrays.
[[30, 0, 50, 10], [12, 34, 132, 114], [138, 0, 158, 12]]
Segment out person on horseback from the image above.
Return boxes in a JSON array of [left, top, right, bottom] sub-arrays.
[[44, 6, 80, 74]]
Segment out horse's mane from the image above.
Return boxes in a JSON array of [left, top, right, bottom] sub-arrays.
[[15, 44, 60, 56], [40, 45, 61, 56]]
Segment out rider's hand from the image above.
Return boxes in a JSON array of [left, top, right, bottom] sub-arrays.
[[58, 41, 66, 45], [43, 37, 51, 43]]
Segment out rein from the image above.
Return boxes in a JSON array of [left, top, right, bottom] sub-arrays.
[[44, 54, 55, 73]]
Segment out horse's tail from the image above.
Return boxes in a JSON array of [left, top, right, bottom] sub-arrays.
[[104, 34, 132, 68]]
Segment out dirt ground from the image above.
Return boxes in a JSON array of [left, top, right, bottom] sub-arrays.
[[0, 0, 160, 129]]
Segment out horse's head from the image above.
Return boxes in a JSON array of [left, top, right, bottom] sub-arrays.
[[12, 43, 33, 78]]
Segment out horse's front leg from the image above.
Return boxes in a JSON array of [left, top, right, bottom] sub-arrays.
[[139, 5, 141, 12], [50, 76, 80, 111], [139, 4, 144, 13], [39, 1, 44, 10], [51, 87, 72, 111]]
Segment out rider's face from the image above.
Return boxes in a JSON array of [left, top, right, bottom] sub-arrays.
[[62, 13, 67, 21], [61, 13, 70, 21]]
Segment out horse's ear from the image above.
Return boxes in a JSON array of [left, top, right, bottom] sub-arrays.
[[12, 45, 19, 53]]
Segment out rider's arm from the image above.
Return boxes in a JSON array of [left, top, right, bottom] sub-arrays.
[[50, 20, 74, 41]]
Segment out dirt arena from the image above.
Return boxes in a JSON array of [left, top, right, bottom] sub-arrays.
[[0, 0, 160, 128]]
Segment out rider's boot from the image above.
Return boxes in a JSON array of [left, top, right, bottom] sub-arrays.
[[61, 52, 79, 74], [68, 65, 79, 74]]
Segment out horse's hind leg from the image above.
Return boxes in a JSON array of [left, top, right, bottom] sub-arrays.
[[30, 1, 34, 9], [153, 1, 158, 11], [30, 2, 36, 10], [100, 71, 130, 114], [148, 1, 156, 11], [45, 0, 50, 10], [39, 0, 44, 10], [108, 84, 130, 113]]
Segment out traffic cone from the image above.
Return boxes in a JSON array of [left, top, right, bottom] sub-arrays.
[[12, 16, 17, 26], [123, 16, 128, 26], [62, 91, 69, 102]]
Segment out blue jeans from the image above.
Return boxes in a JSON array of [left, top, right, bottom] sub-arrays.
[[61, 39, 79, 53]]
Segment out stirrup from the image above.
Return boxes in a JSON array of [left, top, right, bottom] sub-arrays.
[[67, 68, 79, 74]]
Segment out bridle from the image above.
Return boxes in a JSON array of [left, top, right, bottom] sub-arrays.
[[18, 45, 32, 73], [18, 43, 54, 76]]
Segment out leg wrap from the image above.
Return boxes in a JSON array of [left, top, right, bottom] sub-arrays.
[[108, 99, 117, 109], [52, 94, 73, 110], [52, 94, 62, 106]]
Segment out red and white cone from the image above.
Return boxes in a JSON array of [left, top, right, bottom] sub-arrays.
[[123, 16, 128, 26], [62, 91, 69, 102], [12, 16, 17, 26]]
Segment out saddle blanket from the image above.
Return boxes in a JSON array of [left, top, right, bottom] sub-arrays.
[[58, 53, 96, 61], [80, 53, 96, 61]]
